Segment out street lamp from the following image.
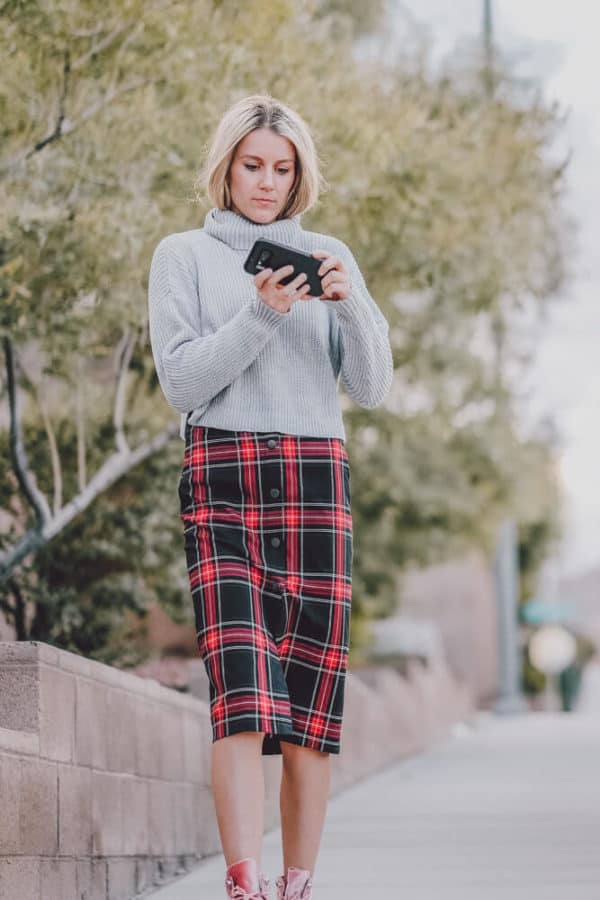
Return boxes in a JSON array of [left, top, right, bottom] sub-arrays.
[[529, 625, 577, 711]]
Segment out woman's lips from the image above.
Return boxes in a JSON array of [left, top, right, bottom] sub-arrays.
[[255, 198, 275, 204]]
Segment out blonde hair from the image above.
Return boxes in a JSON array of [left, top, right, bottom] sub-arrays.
[[194, 94, 328, 219]]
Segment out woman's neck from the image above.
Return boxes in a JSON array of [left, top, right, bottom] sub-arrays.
[[202, 206, 303, 251]]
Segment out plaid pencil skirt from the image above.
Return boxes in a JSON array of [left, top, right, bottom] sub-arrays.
[[177, 421, 353, 755]]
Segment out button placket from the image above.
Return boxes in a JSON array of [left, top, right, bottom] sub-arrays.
[[266, 436, 283, 555]]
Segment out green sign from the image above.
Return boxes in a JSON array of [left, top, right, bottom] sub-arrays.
[[521, 598, 573, 625]]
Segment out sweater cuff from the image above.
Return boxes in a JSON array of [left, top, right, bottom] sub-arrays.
[[322, 289, 364, 323], [248, 295, 291, 325]]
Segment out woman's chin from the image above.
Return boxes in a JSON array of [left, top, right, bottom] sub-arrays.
[[239, 201, 279, 224]]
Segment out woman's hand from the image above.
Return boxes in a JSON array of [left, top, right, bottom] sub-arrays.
[[253, 264, 316, 314], [312, 250, 351, 301]]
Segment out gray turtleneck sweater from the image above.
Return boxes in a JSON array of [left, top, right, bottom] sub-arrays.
[[147, 207, 393, 440]]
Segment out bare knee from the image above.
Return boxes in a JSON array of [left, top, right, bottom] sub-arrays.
[[281, 741, 330, 769], [212, 730, 265, 759]]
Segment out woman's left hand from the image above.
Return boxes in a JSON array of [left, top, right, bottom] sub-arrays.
[[312, 250, 350, 301]]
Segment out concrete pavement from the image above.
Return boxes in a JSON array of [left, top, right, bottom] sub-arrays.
[[147, 710, 600, 899], [576, 660, 600, 712]]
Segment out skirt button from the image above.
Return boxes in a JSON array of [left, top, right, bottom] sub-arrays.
[[267, 438, 277, 449], [270, 488, 280, 498], [271, 536, 281, 548]]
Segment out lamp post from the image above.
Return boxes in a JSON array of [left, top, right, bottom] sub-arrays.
[[493, 518, 528, 713], [480, 2, 527, 714]]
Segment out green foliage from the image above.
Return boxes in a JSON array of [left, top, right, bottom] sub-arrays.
[[313, 0, 387, 37], [0, 421, 189, 663], [0, 0, 569, 662]]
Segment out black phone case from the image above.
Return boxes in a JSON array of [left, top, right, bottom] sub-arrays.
[[243, 238, 324, 297]]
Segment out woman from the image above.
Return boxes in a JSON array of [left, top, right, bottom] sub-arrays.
[[148, 94, 393, 900]]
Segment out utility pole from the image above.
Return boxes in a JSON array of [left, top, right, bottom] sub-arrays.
[[482, 0, 528, 715], [482, 0, 495, 97], [483, 0, 493, 61]]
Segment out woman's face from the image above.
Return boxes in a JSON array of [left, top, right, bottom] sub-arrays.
[[228, 127, 297, 223]]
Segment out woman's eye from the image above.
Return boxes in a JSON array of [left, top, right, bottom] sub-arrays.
[[244, 164, 290, 174]]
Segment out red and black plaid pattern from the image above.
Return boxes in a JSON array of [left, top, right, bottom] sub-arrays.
[[177, 422, 353, 755]]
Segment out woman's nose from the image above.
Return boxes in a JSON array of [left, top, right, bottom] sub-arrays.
[[259, 169, 275, 188]]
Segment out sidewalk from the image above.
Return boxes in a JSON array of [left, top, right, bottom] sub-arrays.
[[576, 660, 600, 712], [147, 710, 600, 899]]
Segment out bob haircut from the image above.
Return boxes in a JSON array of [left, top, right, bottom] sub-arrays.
[[194, 94, 328, 219]]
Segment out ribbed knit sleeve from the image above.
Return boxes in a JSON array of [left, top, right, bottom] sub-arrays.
[[147, 235, 289, 414], [323, 239, 394, 408]]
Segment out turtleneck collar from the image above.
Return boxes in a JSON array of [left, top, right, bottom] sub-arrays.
[[203, 206, 303, 251]]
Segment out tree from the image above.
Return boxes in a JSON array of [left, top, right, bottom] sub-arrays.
[[0, 0, 569, 660]]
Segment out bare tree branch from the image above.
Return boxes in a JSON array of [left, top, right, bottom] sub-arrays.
[[114, 329, 137, 453], [71, 0, 178, 66], [40, 390, 63, 516], [3, 336, 52, 529], [2, 77, 157, 172], [76, 357, 87, 492], [27, 49, 71, 157], [0, 420, 180, 582], [71, 22, 133, 70], [17, 353, 65, 515], [70, 24, 108, 39], [1, 0, 180, 173]]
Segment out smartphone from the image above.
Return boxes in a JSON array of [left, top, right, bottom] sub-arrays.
[[243, 238, 324, 298]]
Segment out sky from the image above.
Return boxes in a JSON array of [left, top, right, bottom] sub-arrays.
[[390, 0, 600, 578]]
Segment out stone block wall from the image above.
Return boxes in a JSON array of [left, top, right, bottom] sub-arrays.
[[0, 641, 218, 899], [0, 641, 474, 899]]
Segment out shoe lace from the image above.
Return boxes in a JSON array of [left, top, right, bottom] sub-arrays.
[[275, 875, 313, 899], [226, 874, 270, 900]]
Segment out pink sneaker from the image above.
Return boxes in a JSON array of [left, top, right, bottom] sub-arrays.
[[225, 857, 270, 900], [275, 866, 313, 900]]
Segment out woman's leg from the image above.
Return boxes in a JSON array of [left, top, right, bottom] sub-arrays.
[[279, 742, 331, 874], [212, 731, 266, 866]]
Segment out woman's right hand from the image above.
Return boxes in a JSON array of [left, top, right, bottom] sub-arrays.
[[253, 265, 314, 314]]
